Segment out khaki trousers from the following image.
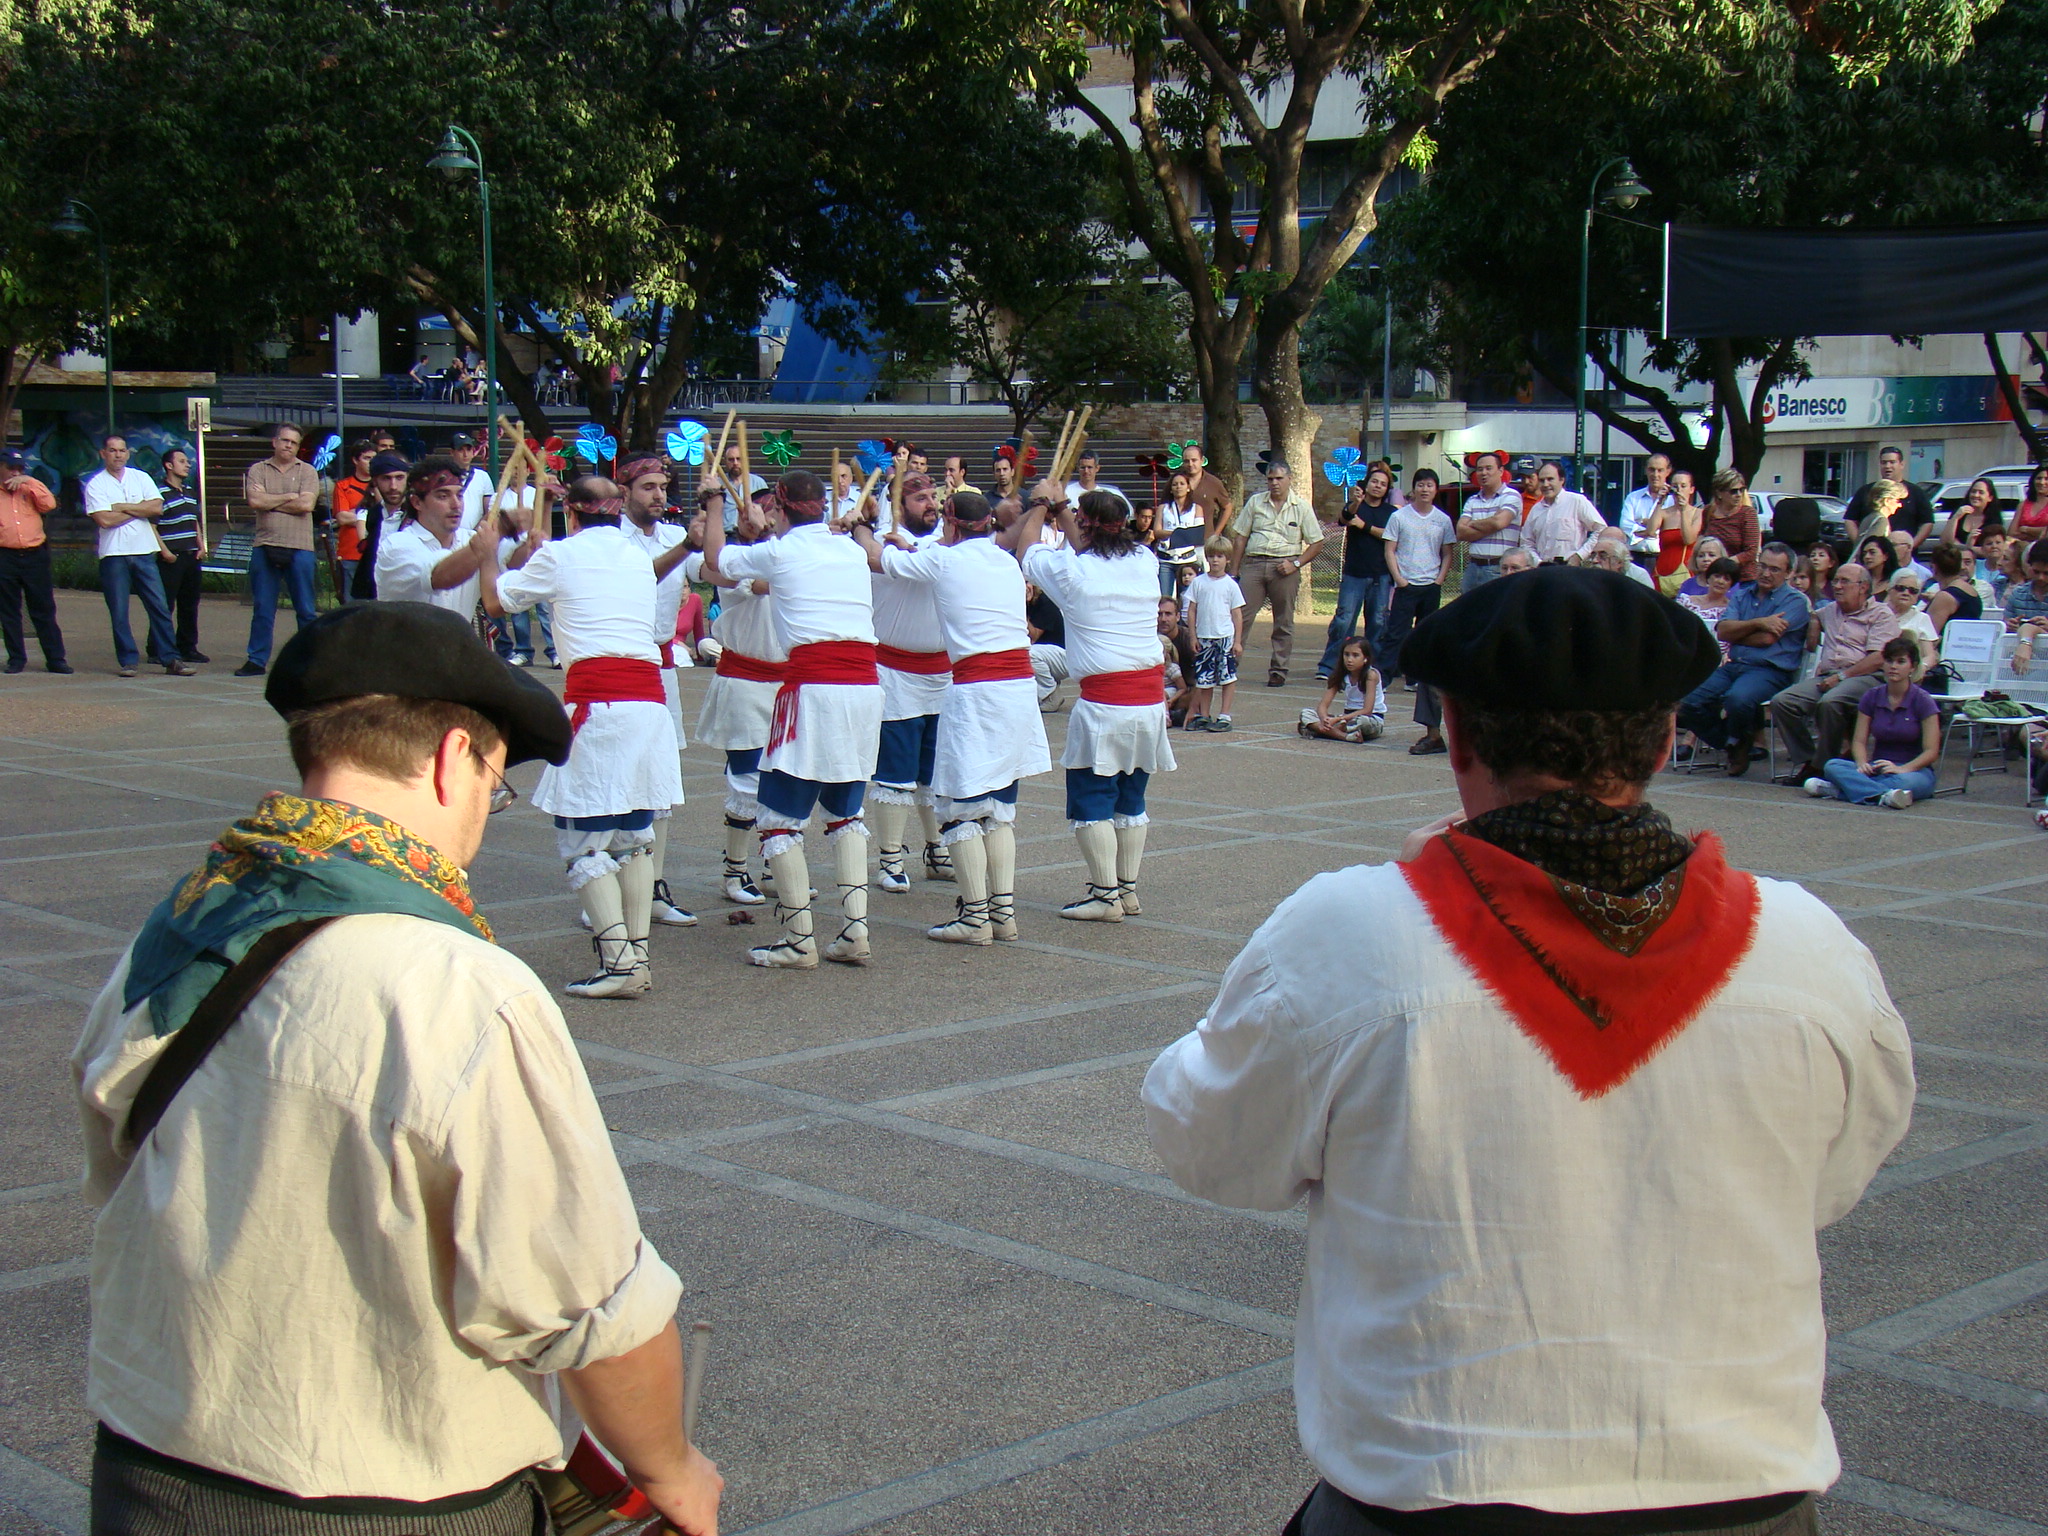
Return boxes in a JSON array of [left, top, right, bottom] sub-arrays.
[[1238, 554, 1301, 680]]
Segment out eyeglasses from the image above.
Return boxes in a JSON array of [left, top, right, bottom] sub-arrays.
[[477, 756, 518, 814]]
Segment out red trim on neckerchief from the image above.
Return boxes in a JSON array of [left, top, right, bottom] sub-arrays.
[[1400, 827, 1760, 1098], [766, 640, 879, 753], [952, 647, 1032, 684], [716, 648, 786, 684], [1079, 666, 1166, 706], [563, 657, 665, 735], [876, 643, 951, 675]]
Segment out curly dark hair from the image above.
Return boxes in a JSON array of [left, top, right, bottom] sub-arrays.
[[1076, 489, 1138, 557], [1446, 698, 1675, 795]]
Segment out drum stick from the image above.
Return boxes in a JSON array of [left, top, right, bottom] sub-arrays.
[[709, 411, 736, 499], [682, 1320, 712, 1445], [831, 447, 841, 516], [856, 464, 886, 521], [1049, 409, 1074, 481], [737, 421, 751, 495]]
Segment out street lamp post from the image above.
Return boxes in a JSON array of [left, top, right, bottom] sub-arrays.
[[50, 200, 115, 439], [428, 126, 499, 478], [1575, 158, 1650, 494]]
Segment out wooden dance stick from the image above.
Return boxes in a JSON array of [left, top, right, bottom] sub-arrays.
[[682, 1321, 712, 1444], [736, 420, 751, 495], [708, 410, 737, 500], [1048, 409, 1075, 480], [1051, 406, 1094, 486]]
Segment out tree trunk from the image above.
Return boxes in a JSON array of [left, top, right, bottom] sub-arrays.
[[1253, 308, 1321, 508], [1985, 332, 2048, 460], [1187, 316, 1244, 504], [0, 342, 56, 453]]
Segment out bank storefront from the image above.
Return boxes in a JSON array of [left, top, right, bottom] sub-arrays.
[[1747, 374, 2028, 496]]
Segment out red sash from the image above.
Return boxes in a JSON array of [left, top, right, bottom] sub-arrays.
[[766, 640, 880, 754], [876, 643, 951, 675], [952, 648, 1032, 684], [563, 657, 666, 735], [1400, 829, 1760, 1099], [1079, 666, 1166, 706], [716, 648, 786, 684], [657, 641, 676, 669]]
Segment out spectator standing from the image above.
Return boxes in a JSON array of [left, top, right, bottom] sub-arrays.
[[1676, 542, 1809, 775], [1771, 563, 1898, 781], [1849, 447, 1938, 550], [1881, 570, 1939, 673], [449, 431, 495, 533], [1644, 476, 1702, 595], [87, 435, 192, 678], [1455, 450, 1525, 589], [1228, 459, 1325, 687], [0, 448, 69, 673], [72, 604, 721, 1536], [940, 455, 981, 505], [1181, 538, 1245, 732], [332, 439, 375, 597], [236, 423, 320, 679], [2012, 467, 2048, 543], [1300, 636, 1384, 742], [1808, 637, 1942, 807], [1379, 468, 1456, 755], [1522, 461, 1605, 564], [1700, 468, 1762, 581], [154, 449, 206, 664], [1156, 470, 1208, 597], [1617, 452, 1674, 558], [1177, 442, 1233, 540], [349, 451, 411, 601], [1512, 455, 1542, 514], [1065, 450, 1132, 515], [1317, 466, 1396, 680]]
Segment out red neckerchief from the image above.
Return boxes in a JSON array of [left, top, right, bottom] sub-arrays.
[[1401, 827, 1760, 1098]]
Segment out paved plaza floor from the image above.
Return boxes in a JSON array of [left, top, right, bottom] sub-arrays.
[[0, 590, 2043, 1536]]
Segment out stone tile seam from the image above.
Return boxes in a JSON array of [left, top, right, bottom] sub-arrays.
[[0, 1440, 87, 1536], [1831, 1473, 2048, 1536], [1864, 1122, 2048, 1198], [1828, 1343, 2048, 1421], [1839, 1259, 2048, 1353]]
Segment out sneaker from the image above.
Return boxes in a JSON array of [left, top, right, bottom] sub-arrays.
[[650, 879, 698, 926], [508, 654, 531, 667], [1207, 715, 1233, 732], [1878, 787, 1915, 809], [1803, 777, 1831, 798], [234, 662, 266, 677], [1185, 714, 1207, 732], [117, 666, 138, 678], [164, 659, 197, 677], [546, 653, 561, 668]]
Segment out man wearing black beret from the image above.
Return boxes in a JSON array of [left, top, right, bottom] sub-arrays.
[[1145, 567, 1913, 1536], [71, 603, 722, 1536]]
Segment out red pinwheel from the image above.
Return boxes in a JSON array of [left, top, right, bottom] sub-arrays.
[[1136, 451, 1169, 506], [994, 442, 1038, 479], [527, 436, 567, 474]]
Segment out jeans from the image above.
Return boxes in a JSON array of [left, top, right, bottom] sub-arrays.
[[1677, 662, 1794, 749], [0, 544, 66, 666], [1822, 758, 1938, 805], [245, 545, 319, 667], [157, 549, 203, 656], [1462, 557, 1506, 590], [1379, 581, 1442, 680], [492, 603, 555, 661], [1317, 573, 1393, 677], [99, 554, 178, 670]]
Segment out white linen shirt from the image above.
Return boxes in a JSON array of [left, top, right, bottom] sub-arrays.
[[882, 535, 1032, 660], [374, 520, 479, 617], [1144, 858, 1913, 1513], [1523, 491, 1607, 562], [496, 525, 659, 668], [872, 530, 947, 653], [624, 518, 691, 644], [86, 468, 166, 558], [716, 521, 876, 653], [73, 916, 682, 1500], [1021, 544, 1161, 677]]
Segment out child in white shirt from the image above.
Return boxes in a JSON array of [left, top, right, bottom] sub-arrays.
[[1300, 636, 1384, 741], [1181, 539, 1245, 732]]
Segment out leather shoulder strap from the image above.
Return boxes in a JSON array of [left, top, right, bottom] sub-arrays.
[[123, 916, 341, 1149]]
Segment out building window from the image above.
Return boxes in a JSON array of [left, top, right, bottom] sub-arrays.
[[1803, 447, 1869, 498]]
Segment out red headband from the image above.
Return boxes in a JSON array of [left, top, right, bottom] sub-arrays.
[[617, 456, 667, 487], [775, 486, 826, 519]]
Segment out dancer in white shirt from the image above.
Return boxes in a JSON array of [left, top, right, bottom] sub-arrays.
[[855, 491, 1051, 944], [480, 478, 683, 998], [1009, 483, 1177, 920], [862, 473, 956, 895], [619, 456, 699, 928], [701, 471, 882, 969], [372, 455, 492, 617], [685, 489, 781, 907]]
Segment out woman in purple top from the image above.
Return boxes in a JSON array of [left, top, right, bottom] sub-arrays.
[[1806, 636, 1941, 807]]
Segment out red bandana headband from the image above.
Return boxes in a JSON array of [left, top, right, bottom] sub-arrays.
[[776, 485, 826, 519], [617, 456, 666, 486]]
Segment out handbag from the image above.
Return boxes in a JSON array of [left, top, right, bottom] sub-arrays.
[[1920, 660, 1959, 696]]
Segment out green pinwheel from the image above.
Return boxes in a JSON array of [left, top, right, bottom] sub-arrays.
[[1163, 439, 1201, 471], [759, 429, 802, 467]]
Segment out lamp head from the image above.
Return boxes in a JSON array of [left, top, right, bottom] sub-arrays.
[[50, 200, 91, 236], [1605, 161, 1651, 211], [428, 128, 479, 182]]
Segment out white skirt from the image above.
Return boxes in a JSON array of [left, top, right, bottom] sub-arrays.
[[762, 682, 883, 785], [1061, 698, 1178, 778], [935, 678, 1051, 800], [661, 667, 687, 747], [880, 663, 950, 724], [532, 700, 684, 818], [696, 673, 778, 752]]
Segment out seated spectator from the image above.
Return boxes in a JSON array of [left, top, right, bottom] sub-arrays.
[[1771, 562, 1899, 783], [1850, 533, 1899, 592], [1676, 542, 1809, 776], [1889, 528, 1933, 587], [1676, 556, 1741, 659], [1975, 529, 2009, 606], [1675, 536, 1730, 598], [1806, 637, 1941, 808], [1992, 534, 2028, 608], [1923, 540, 1983, 635], [1158, 596, 1197, 727], [1497, 548, 1539, 575], [2006, 538, 2048, 632], [1299, 637, 1385, 742], [1882, 570, 1940, 673], [1587, 534, 1655, 588], [1806, 540, 1841, 606], [1788, 556, 1816, 601], [1942, 477, 2004, 555]]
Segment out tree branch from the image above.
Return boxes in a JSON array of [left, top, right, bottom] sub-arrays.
[[1154, 0, 1273, 155]]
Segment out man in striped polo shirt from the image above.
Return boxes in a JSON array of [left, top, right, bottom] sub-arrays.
[[1455, 450, 1524, 589]]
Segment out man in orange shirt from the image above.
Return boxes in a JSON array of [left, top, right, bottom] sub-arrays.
[[0, 448, 70, 674]]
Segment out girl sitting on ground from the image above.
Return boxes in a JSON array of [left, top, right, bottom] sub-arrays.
[[1299, 637, 1384, 742], [1806, 636, 1941, 809]]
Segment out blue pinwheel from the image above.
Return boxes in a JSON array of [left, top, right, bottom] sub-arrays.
[[1322, 445, 1369, 490], [310, 433, 342, 473], [853, 438, 893, 476], [666, 421, 708, 465], [575, 423, 618, 463]]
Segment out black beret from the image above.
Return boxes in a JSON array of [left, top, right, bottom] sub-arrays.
[[264, 602, 572, 766], [369, 450, 410, 476], [1403, 566, 1721, 711]]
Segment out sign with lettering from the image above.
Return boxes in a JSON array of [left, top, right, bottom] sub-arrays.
[[1753, 375, 2014, 430]]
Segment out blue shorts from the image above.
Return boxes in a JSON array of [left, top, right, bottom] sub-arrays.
[[552, 809, 656, 831], [1065, 768, 1149, 823], [1194, 636, 1238, 688], [758, 770, 866, 825], [875, 713, 939, 791]]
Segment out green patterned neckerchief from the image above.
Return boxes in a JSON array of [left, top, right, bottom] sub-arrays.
[[124, 792, 493, 1036]]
